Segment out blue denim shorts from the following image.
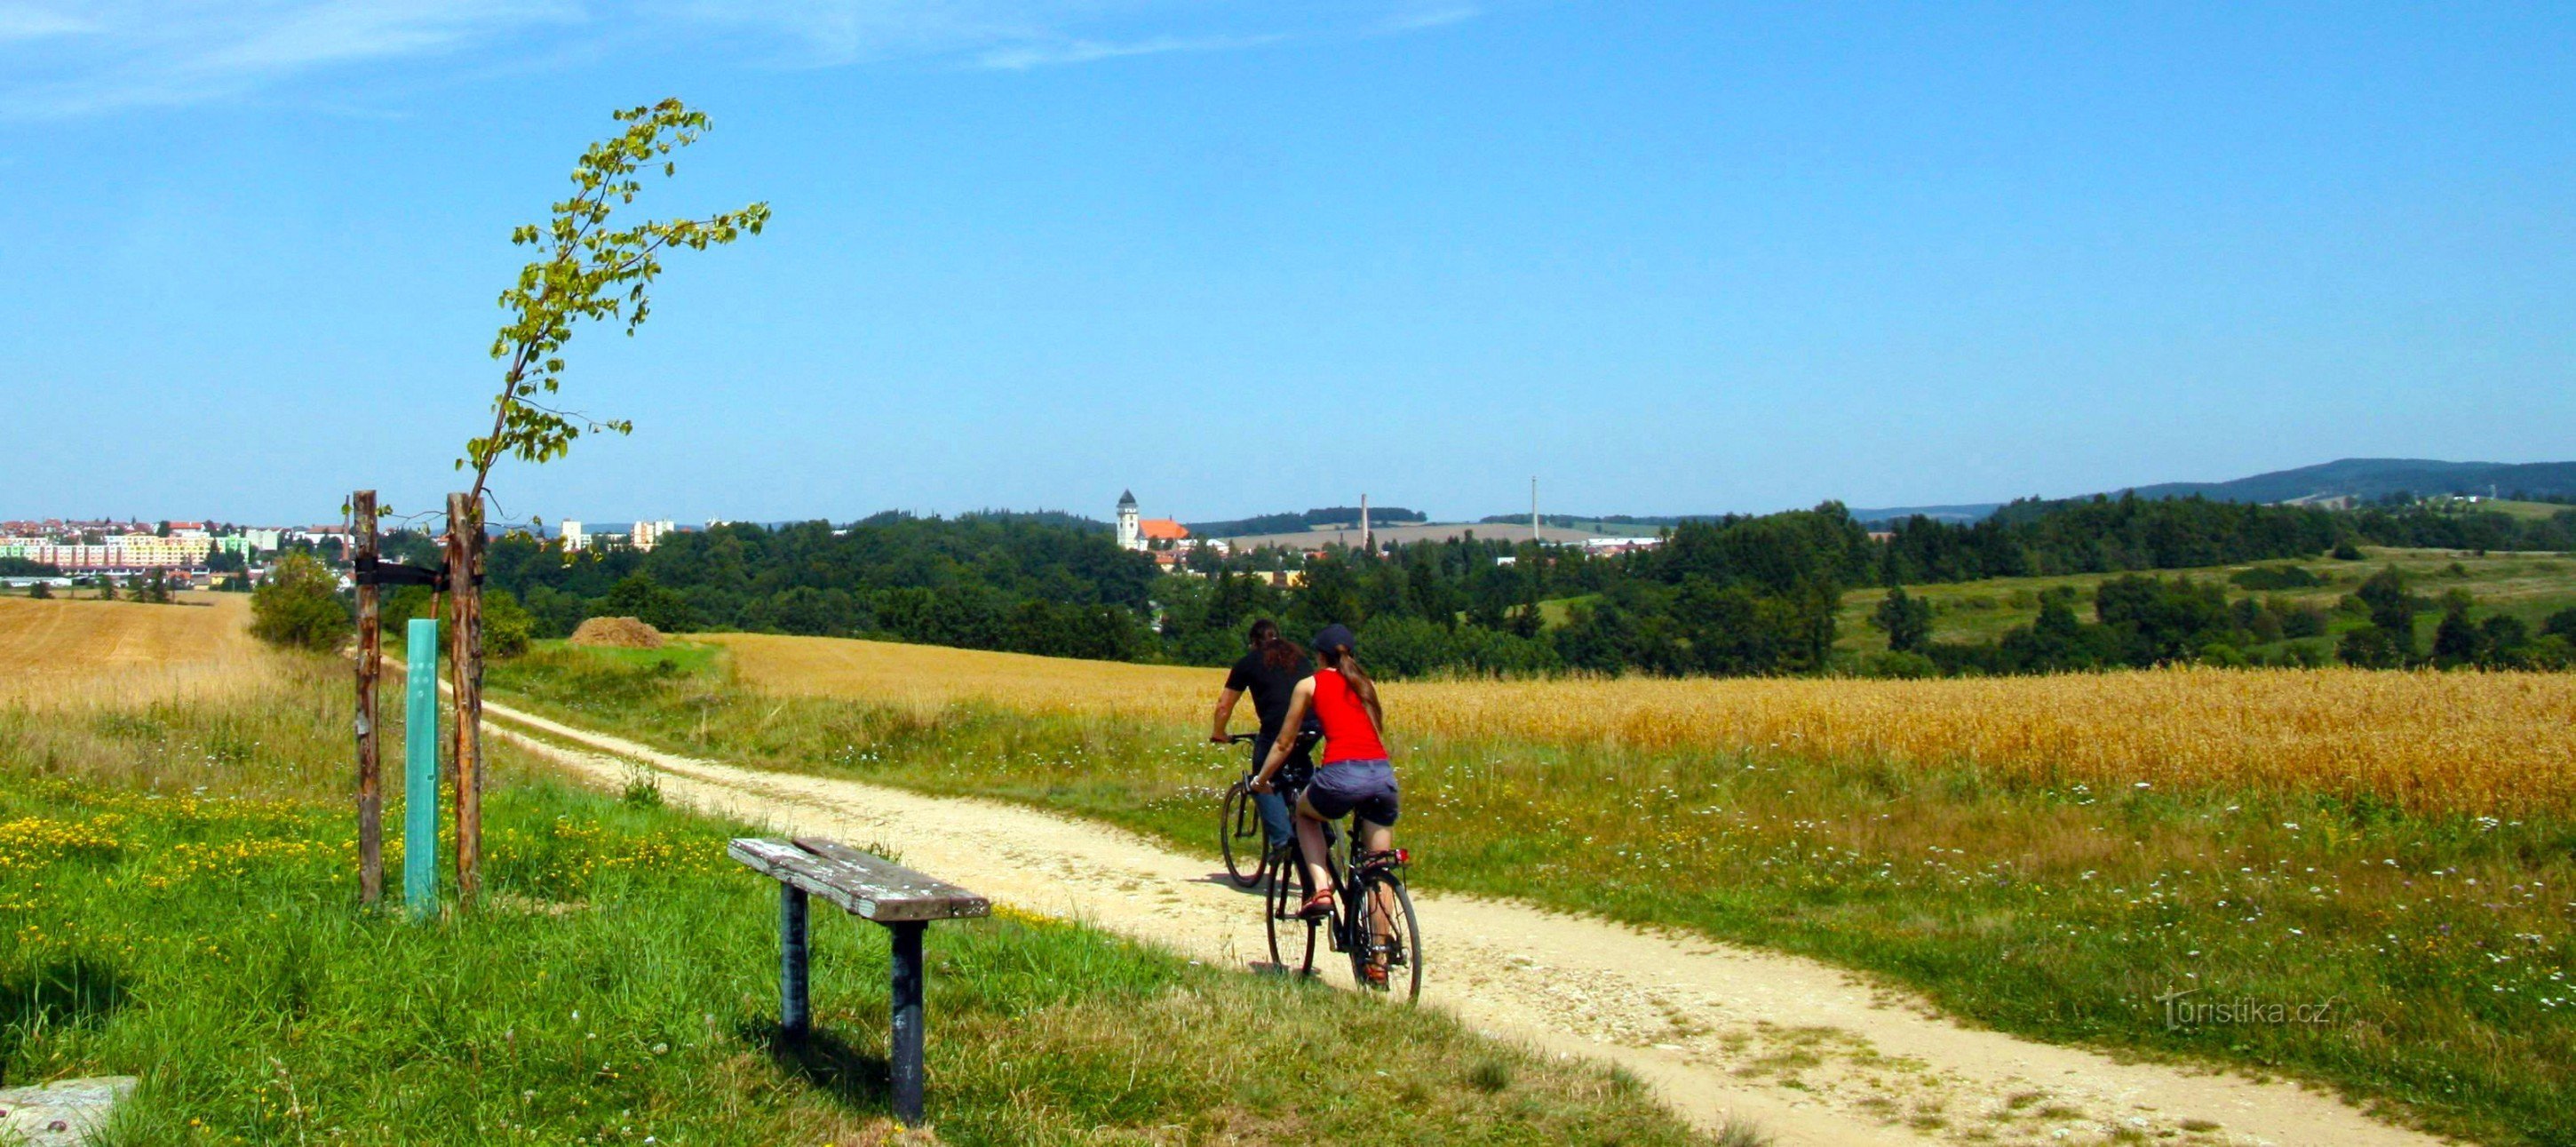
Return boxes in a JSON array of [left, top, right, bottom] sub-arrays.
[[1307, 759, 1399, 826]]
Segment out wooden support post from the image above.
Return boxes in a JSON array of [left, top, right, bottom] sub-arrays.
[[352, 490, 383, 905], [403, 618, 441, 918], [780, 886, 811, 1039], [445, 492, 485, 909], [889, 920, 926, 1126]]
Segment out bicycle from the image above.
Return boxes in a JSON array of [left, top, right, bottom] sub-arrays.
[[1215, 730, 1320, 889], [1264, 809, 1422, 1004]]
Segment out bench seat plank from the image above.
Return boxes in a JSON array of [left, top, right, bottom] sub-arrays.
[[728, 838, 990, 922]]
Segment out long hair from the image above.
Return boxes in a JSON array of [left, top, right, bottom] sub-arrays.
[[1250, 618, 1301, 671], [1319, 642, 1385, 732]]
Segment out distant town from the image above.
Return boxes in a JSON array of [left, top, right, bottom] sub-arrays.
[[0, 491, 1672, 594], [0, 515, 702, 591]]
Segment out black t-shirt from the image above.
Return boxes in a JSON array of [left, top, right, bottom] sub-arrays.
[[1225, 650, 1314, 745]]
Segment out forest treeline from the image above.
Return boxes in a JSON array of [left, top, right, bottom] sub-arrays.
[[351, 493, 2576, 679]]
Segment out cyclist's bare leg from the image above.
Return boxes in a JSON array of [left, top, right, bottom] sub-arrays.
[[1357, 818, 1397, 956], [1292, 792, 1335, 898]]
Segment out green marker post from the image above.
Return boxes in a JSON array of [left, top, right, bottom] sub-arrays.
[[404, 618, 441, 917]]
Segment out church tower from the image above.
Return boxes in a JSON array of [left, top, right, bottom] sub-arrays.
[[1117, 490, 1141, 551]]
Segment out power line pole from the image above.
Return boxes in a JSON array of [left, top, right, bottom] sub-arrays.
[[1360, 493, 1371, 552], [1530, 476, 1539, 545]]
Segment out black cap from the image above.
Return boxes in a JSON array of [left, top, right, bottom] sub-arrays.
[[1313, 623, 1356, 652]]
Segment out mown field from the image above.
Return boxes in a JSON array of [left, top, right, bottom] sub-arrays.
[[0, 593, 264, 708], [490, 633, 2576, 1146], [0, 598, 1705, 1145]]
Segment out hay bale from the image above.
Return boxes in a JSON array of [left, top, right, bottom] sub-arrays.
[[568, 617, 665, 649]]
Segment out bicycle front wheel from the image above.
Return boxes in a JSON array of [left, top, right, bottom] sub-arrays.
[[1349, 872, 1423, 1005], [1220, 780, 1261, 888], [1266, 853, 1318, 978]]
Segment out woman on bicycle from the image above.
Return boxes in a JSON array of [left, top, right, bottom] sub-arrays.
[[1209, 618, 1314, 857], [1252, 623, 1399, 938]]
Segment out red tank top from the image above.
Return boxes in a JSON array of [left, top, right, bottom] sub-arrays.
[[1312, 668, 1388, 764]]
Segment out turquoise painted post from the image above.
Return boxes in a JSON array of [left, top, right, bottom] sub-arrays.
[[404, 618, 441, 917]]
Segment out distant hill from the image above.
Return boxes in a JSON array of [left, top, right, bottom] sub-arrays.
[[1527, 459, 2576, 531], [1843, 503, 2005, 527], [1190, 506, 1427, 538], [2119, 458, 2576, 505]]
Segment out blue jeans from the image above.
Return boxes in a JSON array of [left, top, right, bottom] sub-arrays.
[[1252, 732, 1330, 855], [1256, 789, 1340, 855], [1253, 788, 1297, 855]]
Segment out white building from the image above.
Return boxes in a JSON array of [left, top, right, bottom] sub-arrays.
[[632, 520, 677, 551], [560, 520, 586, 551], [1114, 490, 1189, 554]]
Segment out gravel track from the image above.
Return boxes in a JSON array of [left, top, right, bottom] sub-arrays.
[[479, 697, 2441, 1147]]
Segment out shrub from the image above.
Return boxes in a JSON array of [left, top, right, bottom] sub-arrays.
[[2230, 565, 2324, 591], [250, 554, 352, 652], [1860, 649, 1939, 679], [484, 589, 536, 659]]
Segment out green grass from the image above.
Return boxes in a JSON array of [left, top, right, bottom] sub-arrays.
[[1836, 548, 2576, 653], [489, 647, 2576, 1146], [0, 658, 1706, 1145]]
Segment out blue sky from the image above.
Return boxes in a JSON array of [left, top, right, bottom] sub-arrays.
[[2, 1, 2570, 526]]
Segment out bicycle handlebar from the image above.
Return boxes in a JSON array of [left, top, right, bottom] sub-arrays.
[[1219, 730, 1320, 747]]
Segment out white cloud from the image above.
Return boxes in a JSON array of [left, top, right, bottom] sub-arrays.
[[0, 1, 1480, 118]]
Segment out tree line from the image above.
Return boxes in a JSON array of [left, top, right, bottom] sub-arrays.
[[235, 492, 2576, 679], [1876, 493, 2576, 585], [1871, 564, 2576, 676]]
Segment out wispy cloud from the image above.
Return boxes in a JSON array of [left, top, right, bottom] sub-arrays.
[[974, 31, 1285, 71], [2, 1, 581, 116], [0, 3, 96, 41], [0, 1, 1483, 119], [1379, 4, 1480, 34]]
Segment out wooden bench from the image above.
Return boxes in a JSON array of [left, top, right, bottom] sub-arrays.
[[727, 837, 990, 1124]]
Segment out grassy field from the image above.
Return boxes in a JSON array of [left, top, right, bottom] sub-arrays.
[[0, 599, 1705, 1143], [492, 636, 2576, 1146], [1836, 547, 2576, 653]]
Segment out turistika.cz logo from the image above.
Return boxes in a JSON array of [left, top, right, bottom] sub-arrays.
[[2154, 988, 2339, 1031]]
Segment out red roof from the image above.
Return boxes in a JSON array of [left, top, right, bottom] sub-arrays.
[[1139, 518, 1189, 540]]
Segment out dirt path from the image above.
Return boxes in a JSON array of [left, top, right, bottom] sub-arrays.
[[478, 698, 2441, 1147]]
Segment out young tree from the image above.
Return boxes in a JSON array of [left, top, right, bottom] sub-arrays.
[[460, 99, 770, 508], [444, 100, 765, 907]]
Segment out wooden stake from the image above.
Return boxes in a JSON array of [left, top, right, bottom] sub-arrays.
[[446, 492, 486, 909], [353, 490, 383, 905]]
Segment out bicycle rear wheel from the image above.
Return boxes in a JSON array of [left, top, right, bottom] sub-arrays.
[[1265, 853, 1318, 977], [1219, 780, 1261, 888], [1349, 872, 1423, 1005]]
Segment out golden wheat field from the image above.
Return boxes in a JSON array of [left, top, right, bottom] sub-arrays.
[[709, 632, 2576, 814], [0, 592, 279, 708]]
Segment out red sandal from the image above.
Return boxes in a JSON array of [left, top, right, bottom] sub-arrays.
[[1299, 889, 1335, 920]]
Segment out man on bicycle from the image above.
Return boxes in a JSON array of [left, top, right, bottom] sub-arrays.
[[1210, 618, 1316, 859]]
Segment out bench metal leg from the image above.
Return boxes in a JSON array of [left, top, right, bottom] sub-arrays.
[[780, 885, 810, 1039], [889, 920, 926, 1125]]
